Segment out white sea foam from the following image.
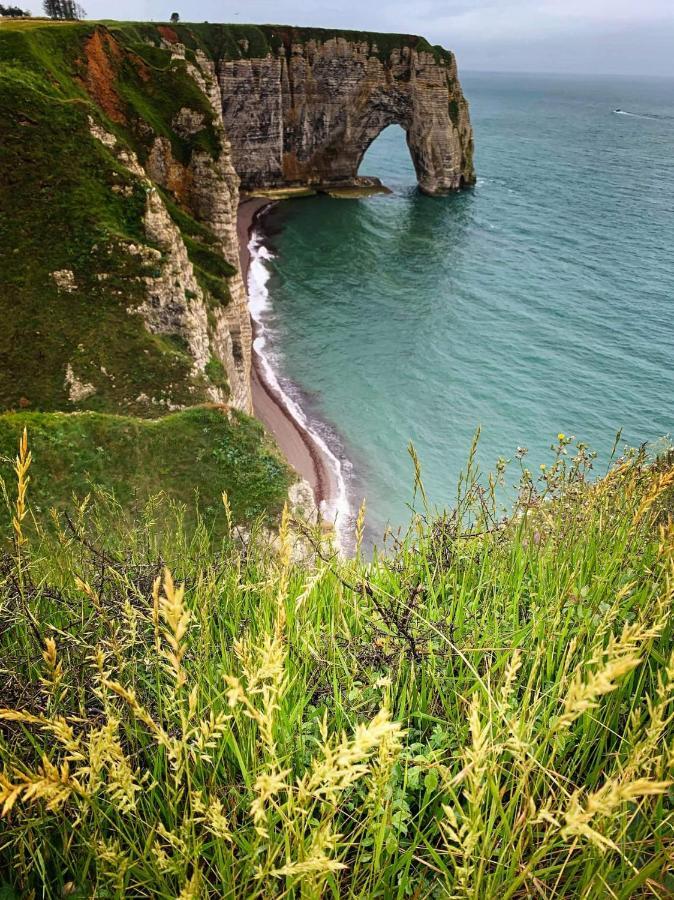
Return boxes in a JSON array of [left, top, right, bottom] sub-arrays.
[[246, 224, 353, 549]]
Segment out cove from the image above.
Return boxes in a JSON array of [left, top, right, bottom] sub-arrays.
[[252, 71, 674, 540]]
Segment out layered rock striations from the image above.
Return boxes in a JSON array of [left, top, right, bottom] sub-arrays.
[[215, 28, 474, 195]]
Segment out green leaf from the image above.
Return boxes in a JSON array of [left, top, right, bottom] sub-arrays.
[[385, 832, 399, 855], [424, 768, 439, 791]]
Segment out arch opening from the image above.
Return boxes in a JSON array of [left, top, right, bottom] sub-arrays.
[[357, 124, 418, 188]]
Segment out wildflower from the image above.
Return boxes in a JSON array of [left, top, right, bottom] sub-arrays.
[[192, 791, 232, 840], [500, 649, 522, 707], [298, 709, 403, 805], [558, 433, 566, 442], [0, 757, 82, 815], [178, 867, 202, 899], [189, 711, 232, 761], [96, 838, 130, 893], [155, 569, 190, 688], [41, 637, 64, 696], [221, 489, 232, 533], [12, 426, 31, 547], [268, 825, 346, 878], [554, 623, 651, 733], [355, 498, 367, 555], [560, 778, 671, 851], [85, 719, 141, 813]]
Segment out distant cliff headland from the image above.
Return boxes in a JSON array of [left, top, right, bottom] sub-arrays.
[[0, 19, 473, 527]]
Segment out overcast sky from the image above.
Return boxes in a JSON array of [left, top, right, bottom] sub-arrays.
[[83, 1, 674, 77]]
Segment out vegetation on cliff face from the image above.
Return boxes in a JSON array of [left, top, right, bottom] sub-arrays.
[[0, 20, 292, 525], [0, 433, 673, 897], [110, 20, 456, 66], [0, 20, 232, 416]]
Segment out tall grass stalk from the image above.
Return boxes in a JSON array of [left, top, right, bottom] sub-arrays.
[[0, 431, 673, 897]]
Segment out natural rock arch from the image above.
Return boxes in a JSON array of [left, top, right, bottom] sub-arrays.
[[218, 35, 475, 196], [308, 90, 415, 184]]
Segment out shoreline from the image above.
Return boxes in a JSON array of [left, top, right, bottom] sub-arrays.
[[237, 196, 341, 524]]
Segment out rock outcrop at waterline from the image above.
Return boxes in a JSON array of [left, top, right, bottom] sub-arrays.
[[217, 29, 474, 196]]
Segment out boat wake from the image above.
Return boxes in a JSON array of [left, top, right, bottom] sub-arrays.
[[613, 108, 670, 120], [247, 225, 353, 549]]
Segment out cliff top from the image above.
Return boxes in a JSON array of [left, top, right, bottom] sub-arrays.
[[0, 18, 455, 64]]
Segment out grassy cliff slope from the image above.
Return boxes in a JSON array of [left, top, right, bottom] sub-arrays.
[[0, 437, 673, 896], [0, 408, 290, 534], [0, 20, 233, 414], [0, 19, 291, 526]]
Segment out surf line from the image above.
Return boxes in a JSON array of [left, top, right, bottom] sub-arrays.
[[246, 220, 353, 549]]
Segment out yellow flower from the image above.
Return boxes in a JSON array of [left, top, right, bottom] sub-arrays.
[[558, 433, 566, 442]]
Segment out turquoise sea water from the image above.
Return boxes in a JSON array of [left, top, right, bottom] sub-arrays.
[[253, 72, 674, 539]]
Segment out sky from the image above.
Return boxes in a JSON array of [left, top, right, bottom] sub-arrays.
[[82, 0, 674, 77]]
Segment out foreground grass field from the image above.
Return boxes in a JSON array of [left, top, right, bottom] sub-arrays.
[[1, 432, 673, 897]]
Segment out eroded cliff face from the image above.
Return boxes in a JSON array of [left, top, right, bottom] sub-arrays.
[[144, 45, 253, 412], [216, 31, 474, 196], [106, 25, 473, 416], [82, 31, 254, 414]]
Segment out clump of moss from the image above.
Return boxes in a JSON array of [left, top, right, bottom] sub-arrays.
[[205, 355, 227, 389]]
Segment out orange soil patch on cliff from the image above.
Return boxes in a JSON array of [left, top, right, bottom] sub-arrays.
[[80, 29, 126, 124], [148, 142, 194, 205], [282, 150, 310, 182], [157, 25, 179, 44]]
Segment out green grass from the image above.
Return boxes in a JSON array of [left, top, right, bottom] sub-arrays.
[[0, 435, 673, 897], [0, 21, 237, 415], [0, 407, 292, 534]]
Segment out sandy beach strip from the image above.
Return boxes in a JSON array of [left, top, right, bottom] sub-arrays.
[[237, 196, 338, 513]]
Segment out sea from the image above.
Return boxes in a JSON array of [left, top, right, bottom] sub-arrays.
[[247, 71, 674, 543]]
